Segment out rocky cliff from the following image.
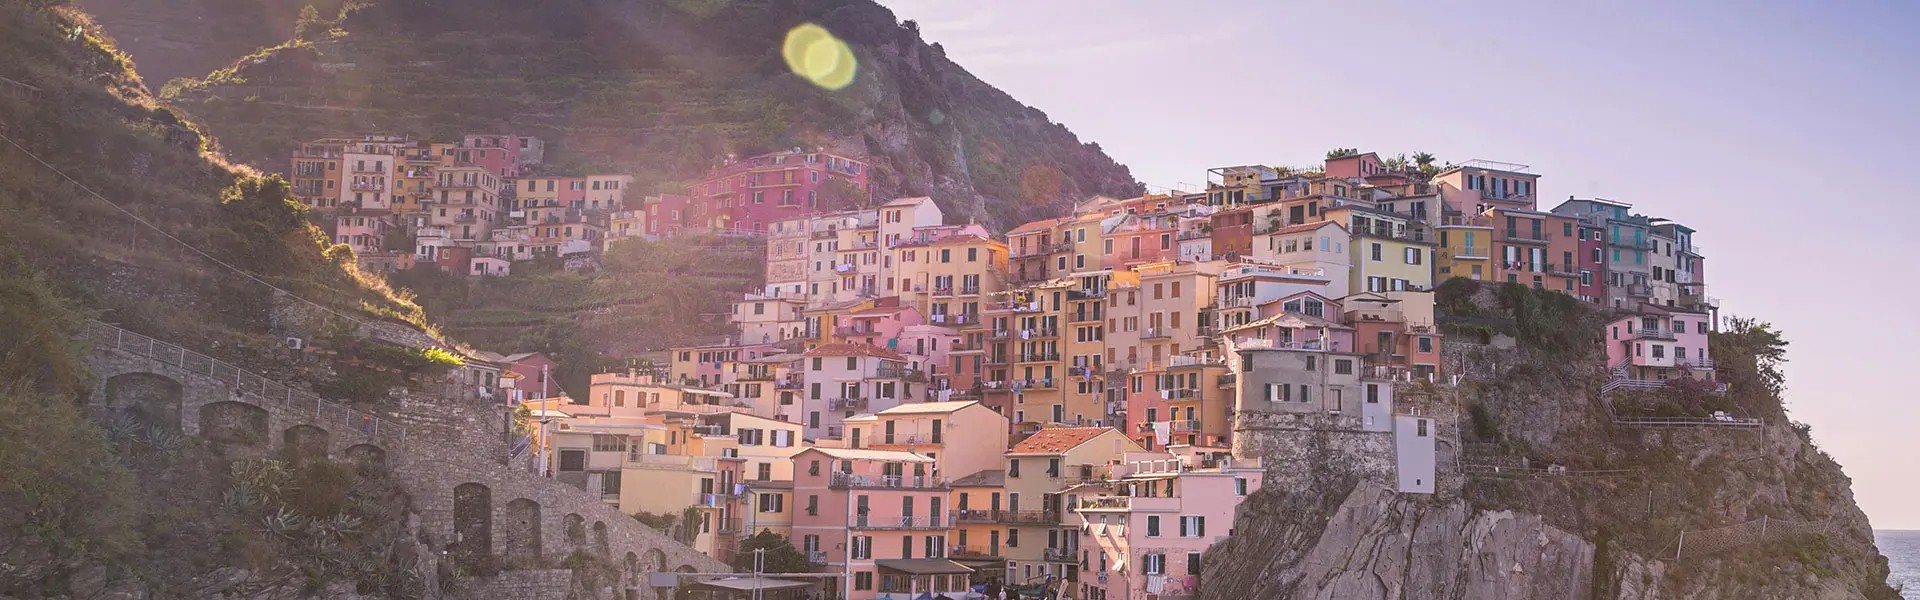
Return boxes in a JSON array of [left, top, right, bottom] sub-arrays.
[[81, 0, 1143, 230], [1203, 281, 1899, 600]]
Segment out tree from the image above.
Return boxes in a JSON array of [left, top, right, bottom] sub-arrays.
[[1712, 316, 1789, 400], [1412, 152, 1437, 169], [293, 5, 324, 40], [1325, 148, 1358, 160], [1384, 153, 1410, 172], [730, 531, 813, 573], [814, 176, 869, 211]]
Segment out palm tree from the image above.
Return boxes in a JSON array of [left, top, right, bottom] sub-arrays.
[[1412, 152, 1436, 169], [1385, 154, 1410, 172], [1325, 148, 1359, 160]]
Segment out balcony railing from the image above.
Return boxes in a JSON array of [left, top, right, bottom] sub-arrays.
[[806, 551, 828, 566], [1633, 327, 1678, 341], [1451, 245, 1489, 258], [1141, 327, 1171, 340], [853, 513, 952, 530], [1626, 283, 1654, 297], [1017, 327, 1060, 338], [1503, 230, 1552, 243], [1077, 497, 1134, 510], [1044, 548, 1076, 562], [828, 397, 868, 411], [874, 433, 941, 446], [1170, 419, 1203, 432], [829, 472, 948, 489], [1016, 352, 1061, 363], [950, 545, 998, 558]]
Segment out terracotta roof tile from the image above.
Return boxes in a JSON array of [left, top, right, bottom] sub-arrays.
[[1010, 426, 1114, 455]]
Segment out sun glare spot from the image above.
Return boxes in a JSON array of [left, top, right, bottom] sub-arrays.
[[783, 23, 857, 90]]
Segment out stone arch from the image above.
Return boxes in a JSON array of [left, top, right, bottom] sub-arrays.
[[593, 521, 610, 557], [673, 564, 696, 573], [624, 552, 639, 586], [564, 513, 586, 546], [344, 443, 387, 475], [281, 424, 330, 464], [200, 400, 270, 454], [452, 483, 493, 570], [503, 498, 543, 567], [644, 548, 666, 572], [104, 372, 183, 432]]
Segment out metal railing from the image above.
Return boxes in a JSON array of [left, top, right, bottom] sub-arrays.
[[853, 513, 952, 530], [829, 472, 948, 489], [1044, 547, 1076, 562], [84, 321, 408, 447]]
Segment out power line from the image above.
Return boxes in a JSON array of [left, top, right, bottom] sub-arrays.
[[0, 130, 378, 332]]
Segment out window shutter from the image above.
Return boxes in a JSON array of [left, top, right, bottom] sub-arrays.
[[1197, 516, 1206, 537], [1179, 517, 1189, 537]]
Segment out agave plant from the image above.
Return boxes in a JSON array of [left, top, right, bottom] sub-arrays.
[[261, 507, 307, 539]]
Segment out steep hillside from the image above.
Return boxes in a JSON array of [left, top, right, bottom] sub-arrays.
[[1202, 281, 1899, 600], [89, 0, 1143, 229], [2, 3, 433, 596]]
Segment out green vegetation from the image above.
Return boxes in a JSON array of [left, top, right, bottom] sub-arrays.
[[389, 234, 763, 397], [731, 531, 812, 573], [150, 0, 1140, 230]]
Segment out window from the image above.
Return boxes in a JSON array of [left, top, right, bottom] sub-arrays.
[[1235, 478, 1249, 496], [601, 470, 622, 495], [1188, 552, 1203, 576], [806, 494, 819, 515], [1697, 321, 1708, 334], [1416, 419, 1429, 437], [1371, 243, 1383, 261], [592, 435, 627, 452], [854, 571, 873, 590], [757, 463, 773, 481], [1179, 516, 1205, 537], [1405, 247, 1422, 265], [1146, 515, 1161, 537], [1418, 337, 1434, 353], [1143, 553, 1165, 575], [1008, 459, 1020, 478], [559, 450, 585, 471], [1008, 528, 1019, 547]]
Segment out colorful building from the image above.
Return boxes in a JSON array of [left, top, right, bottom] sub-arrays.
[[789, 447, 971, 600], [1073, 448, 1263, 600]]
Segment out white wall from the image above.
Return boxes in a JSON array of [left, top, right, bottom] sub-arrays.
[[1393, 415, 1436, 494]]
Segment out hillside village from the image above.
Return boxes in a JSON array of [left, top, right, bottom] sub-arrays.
[[291, 137, 1728, 599]]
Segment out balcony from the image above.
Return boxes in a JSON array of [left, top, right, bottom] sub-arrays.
[[931, 286, 955, 298], [1164, 389, 1199, 401], [626, 453, 720, 471], [828, 397, 868, 411], [872, 367, 926, 381], [1625, 283, 1654, 297], [873, 433, 942, 447], [1451, 246, 1489, 259], [959, 286, 982, 296], [1070, 311, 1102, 323], [775, 380, 805, 390], [1217, 373, 1235, 388], [950, 545, 999, 559], [984, 355, 1010, 367], [1017, 327, 1059, 338], [1633, 327, 1678, 341], [1352, 225, 1429, 243], [853, 513, 952, 530], [806, 551, 828, 566], [1611, 237, 1656, 250], [453, 213, 478, 224], [829, 472, 948, 490], [988, 329, 1012, 341], [736, 370, 777, 382], [1016, 352, 1061, 363], [1169, 419, 1203, 432], [1044, 548, 1076, 563], [811, 230, 838, 240], [1503, 229, 1552, 244], [1141, 327, 1171, 340]]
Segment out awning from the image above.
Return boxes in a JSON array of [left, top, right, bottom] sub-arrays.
[[875, 558, 975, 575], [692, 576, 813, 592]]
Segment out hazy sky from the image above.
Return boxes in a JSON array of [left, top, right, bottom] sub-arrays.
[[883, 0, 1920, 529]]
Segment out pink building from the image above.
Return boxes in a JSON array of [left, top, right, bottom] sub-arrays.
[[1322, 151, 1388, 179], [1603, 305, 1716, 383], [1072, 448, 1262, 600], [1574, 220, 1607, 303], [832, 302, 926, 347], [686, 149, 874, 236], [460, 133, 538, 178], [790, 447, 973, 599]]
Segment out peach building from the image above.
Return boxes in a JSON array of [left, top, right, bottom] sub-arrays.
[[789, 447, 972, 600], [1072, 449, 1263, 600]]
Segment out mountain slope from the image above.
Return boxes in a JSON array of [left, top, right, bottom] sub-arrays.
[[1203, 281, 1899, 600], [90, 0, 1143, 229]]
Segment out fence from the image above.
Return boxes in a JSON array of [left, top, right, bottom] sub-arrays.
[[85, 320, 408, 447], [1672, 516, 1833, 560]]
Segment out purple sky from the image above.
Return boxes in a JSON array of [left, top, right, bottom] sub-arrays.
[[883, 0, 1920, 529]]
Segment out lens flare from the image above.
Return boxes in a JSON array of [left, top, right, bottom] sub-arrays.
[[783, 23, 857, 90]]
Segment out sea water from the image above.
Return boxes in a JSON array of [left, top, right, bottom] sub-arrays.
[[1880, 530, 1920, 599]]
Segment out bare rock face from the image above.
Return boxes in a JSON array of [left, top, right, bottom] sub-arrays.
[[1206, 483, 1596, 600]]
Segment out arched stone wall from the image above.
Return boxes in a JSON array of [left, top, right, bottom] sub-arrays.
[[104, 372, 183, 432], [200, 400, 270, 455], [452, 482, 493, 570], [593, 521, 610, 557], [565, 513, 586, 546], [344, 443, 387, 475], [503, 498, 543, 567], [282, 424, 330, 464]]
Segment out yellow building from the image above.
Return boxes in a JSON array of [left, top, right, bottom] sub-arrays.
[[1435, 215, 1494, 283], [1326, 206, 1436, 294], [949, 468, 1009, 580], [894, 234, 1009, 328], [1001, 426, 1145, 587]]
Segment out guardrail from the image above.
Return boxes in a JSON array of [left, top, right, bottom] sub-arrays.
[[85, 321, 409, 447]]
